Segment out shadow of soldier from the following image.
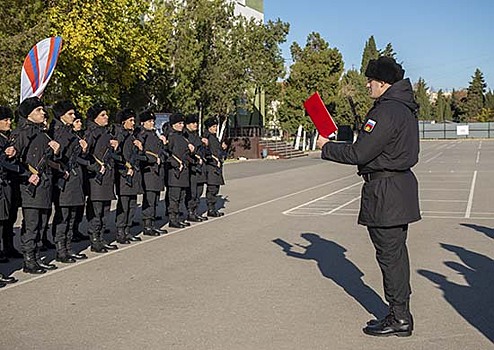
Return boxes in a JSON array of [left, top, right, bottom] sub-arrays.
[[272, 233, 388, 320], [418, 243, 494, 343], [460, 223, 494, 239]]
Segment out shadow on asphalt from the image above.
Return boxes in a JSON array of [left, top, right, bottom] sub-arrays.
[[460, 223, 494, 239], [272, 233, 388, 320], [418, 242, 494, 343]]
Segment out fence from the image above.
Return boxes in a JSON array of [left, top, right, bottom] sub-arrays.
[[418, 121, 494, 139]]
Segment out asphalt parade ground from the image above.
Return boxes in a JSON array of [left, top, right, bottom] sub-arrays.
[[1, 139, 493, 349]]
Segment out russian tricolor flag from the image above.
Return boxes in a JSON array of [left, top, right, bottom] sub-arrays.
[[20, 36, 63, 103]]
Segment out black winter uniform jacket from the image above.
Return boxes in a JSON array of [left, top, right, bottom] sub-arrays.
[[204, 131, 225, 186], [138, 128, 166, 192], [321, 78, 421, 227], [167, 130, 190, 188], [114, 126, 144, 196], [12, 119, 56, 209], [184, 129, 207, 184], [51, 118, 86, 207], [84, 120, 116, 201]]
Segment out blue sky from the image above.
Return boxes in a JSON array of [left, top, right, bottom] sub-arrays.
[[264, 0, 494, 92]]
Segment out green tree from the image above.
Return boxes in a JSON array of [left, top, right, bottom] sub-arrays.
[[48, 0, 164, 111], [464, 68, 486, 121], [278, 32, 344, 134], [360, 35, 379, 74], [414, 78, 432, 120], [0, 0, 50, 105], [380, 43, 396, 59], [450, 89, 467, 122], [336, 69, 372, 128], [433, 90, 452, 121]]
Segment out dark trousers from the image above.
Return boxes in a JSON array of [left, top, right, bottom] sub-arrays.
[[142, 191, 159, 220], [73, 205, 84, 234], [367, 225, 411, 319], [52, 206, 77, 244], [87, 200, 111, 234], [186, 177, 204, 213], [116, 195, 137, 229], [206, 184, 220, 211], [21, 208, 49, 253], [168, 187, 185, 217]]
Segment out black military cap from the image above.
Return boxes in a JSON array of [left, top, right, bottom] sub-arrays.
[[115, 108, 136, 124], [0, 106, 13, 120], [53, 100, 76, 119], [18, 96, 44, 118], [169, 113, 185, 125], [139, 110, 156, 123], [185, 114, 199, 124], [365, 56, 404, 84], [87, 103, 107, 120], [204, 117, 219, 128]]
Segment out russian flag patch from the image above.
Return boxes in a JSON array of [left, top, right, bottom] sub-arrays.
[[363, 119, 376, 133]]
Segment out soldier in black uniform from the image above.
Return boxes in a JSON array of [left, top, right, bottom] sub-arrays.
[[84, 103, 119, 253], [137, 110, 167, 236], [317, 56, 420, 337], [167, 113, 194, 228], [184, 114, 208, 222], [0, 106, 19, 285], [12, 97, 61, 274], [71, 114, 90, 243], [203, 117, 226, 217], [50, 101, 88, 263], [113, 108, 144, 244]]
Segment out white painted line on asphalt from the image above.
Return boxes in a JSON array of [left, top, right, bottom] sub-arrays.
[[424, 152, 443, 163], [465, 170, 478, 218], [478, 141, 482, 150], [421, 199, 468, 203], [2, 173, 359, 291], [282, 182, 362, 215], [476, 150, 480, 164], [325, 196, 361, 215], [420, 188, 470, 191]]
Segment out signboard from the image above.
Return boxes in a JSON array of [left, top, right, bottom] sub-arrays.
[[456, 125, 469, 136]]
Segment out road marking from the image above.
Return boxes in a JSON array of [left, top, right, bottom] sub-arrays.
[[465, 170, 478, 218], [424, 152, 443, 164], [282, 182, 362, 215], [476, 150, 480, 164]]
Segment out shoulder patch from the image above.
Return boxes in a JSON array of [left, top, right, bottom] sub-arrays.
[[363, 119, 377, 133]]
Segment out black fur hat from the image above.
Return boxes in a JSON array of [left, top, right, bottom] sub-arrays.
[[185, 114, 199, 124], [139, 110, 156, 123], [204, 117, 219, 129], [87, 103, 107, 120], [169, 113, 185, 125], [364, 56, 404, 84], [115, 108, 136, 124], [0, 106, 13, 120], [53, 100, 76, 119], [18, 96, 44, 118]]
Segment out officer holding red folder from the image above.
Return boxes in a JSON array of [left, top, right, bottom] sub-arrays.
[[317, 56, 420, 337]]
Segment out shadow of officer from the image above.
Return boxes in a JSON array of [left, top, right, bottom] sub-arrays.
[[273, 233, 388, 320]]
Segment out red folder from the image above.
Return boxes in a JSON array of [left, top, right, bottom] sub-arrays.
[[304, 92, 338, 138]]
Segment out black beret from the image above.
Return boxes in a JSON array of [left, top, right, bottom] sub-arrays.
[[0, 106, 13, 120], [169, 113, 185, 125], [87, 103, 107, 120], [18, 96, 44, 118], [185, 114, 199, 124], [364, 56, 404, 84], [204, 117, 219, 128], [115, 108, 136, 124], [139, 110, 156, 123], [53, 100, 76, 119]]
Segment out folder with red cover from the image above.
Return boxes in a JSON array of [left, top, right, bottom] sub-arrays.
[[304, 92, 338, 138]]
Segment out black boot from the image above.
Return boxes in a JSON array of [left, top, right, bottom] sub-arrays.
[[66, 236, 87, 260], [0, 273, 18, 284], [116, 228, 131, 244], [35, 249, 57, 270], [23, 251, 46, 274], [90, 232, 108, 253], [72, 230, 90, 242], [99, 231, 118, 250], [55, 241, 76, 263], [151, 220, 167, 235], [143, 219, 158, 236], [187, 211, 203, 222], [125, 227, 141, 242], [363, 315, 413, 337], [207, 210, 223, 217], [169, 214, 185, 228]]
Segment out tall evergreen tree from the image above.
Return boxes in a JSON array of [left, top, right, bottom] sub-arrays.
[[433, 90, 452, 121], [278, 32, 344, 133], [450, 89, 467, 122], [465, 68, 486, 121], [337, 69, 372, 127], [380, 43, 396, 58], [414, 78, 432, 120], [360, 35, 379, 74]]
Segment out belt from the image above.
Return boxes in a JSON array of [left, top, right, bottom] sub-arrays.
[[361, 170, 410, 182]]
